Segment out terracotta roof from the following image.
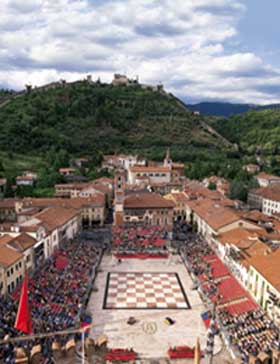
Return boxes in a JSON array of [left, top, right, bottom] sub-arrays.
[[250, 184, 280, 202], [6, 233, 37, 252], [0, 245, 23, 267], [166, 192, 189, 204], [19, 224, 43, 233], [16, 175, 35, 181], [23, 196, 105, 210], [90, 183, 111, 195], [18, 207, 40, 216], [0, 199, 18, 209], [0, 235, 23, 267], [68, 195, 105, 208], [217, 228, 270, 268], [23, 198, 66, 208], [185, 182, 226, 201], [124, 192, 175, 209], [93, 177, 113, 185], [241, 210, 272, 223], [130, 166, 171, 173], [33, 206, 79, 232], [249, 249, 280, 291], [73, 194, 105, 207], [217, 227, 265, 248], [257, 172, 280, 180], [217, 182, 230, 192], [59, 168, 76, 173], [187, 199, 243, 231]]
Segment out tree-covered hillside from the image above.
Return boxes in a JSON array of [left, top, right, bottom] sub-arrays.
[[0, 80, 279, 200], [0, 81, 231, 161], [210, 109, 280, 155]]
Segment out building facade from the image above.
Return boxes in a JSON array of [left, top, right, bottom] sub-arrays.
[[248, 250, 280, 325]]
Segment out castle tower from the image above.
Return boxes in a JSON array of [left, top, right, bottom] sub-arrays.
[[164, 147, 172, 169], [114, 169, 126, 226]]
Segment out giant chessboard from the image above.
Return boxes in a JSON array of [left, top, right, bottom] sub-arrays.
[[103, 272, 190, 309]]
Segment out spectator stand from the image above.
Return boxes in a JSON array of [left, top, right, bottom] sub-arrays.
[[180, 235, 280, 363], [112, 225, 169, 259], [0, 238, 103, 363]]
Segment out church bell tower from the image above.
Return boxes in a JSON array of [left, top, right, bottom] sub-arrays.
[[114, 169, 126, 226], [164, 147, 172, 169]]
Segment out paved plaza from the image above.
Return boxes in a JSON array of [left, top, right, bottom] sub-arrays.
[[87, 254, 222, 359], [104, 272, 190, 310]]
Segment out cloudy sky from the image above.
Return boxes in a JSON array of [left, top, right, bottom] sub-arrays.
[[0, 0, 279, 104]]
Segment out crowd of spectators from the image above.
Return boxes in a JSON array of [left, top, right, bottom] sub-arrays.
[[0, 238, 103, 363], [181, 235, 280, 363], [219, 309, 280, 362], [172, 221, 191, 242], [112, 225, 168, 254]]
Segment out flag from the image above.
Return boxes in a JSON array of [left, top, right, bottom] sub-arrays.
[[14, 276, 32, 334], [194, 337, 201, 364]]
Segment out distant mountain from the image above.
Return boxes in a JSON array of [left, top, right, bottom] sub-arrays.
[[186, 102, 280, 117]]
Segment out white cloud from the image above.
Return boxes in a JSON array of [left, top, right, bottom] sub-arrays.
[[0, 0, 279, 104]]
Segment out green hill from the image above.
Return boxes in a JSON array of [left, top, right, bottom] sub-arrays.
[[210, 109, 280, 155], [2, 80, 279, 198], [0, 81, 232, 164]]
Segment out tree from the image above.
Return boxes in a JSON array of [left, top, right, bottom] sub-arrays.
[[208, 182, 217, 190], [52, 149, 70, 170], [4, 179, 15, 198], [0, 160, 5, 177], [37, 167, 61, 189], [229, 180, 248, 201]]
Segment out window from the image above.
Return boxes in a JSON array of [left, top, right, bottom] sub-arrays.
[[254, 275, 259, 296]]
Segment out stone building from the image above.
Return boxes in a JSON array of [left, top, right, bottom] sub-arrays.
[[113, 169, 174, 234]]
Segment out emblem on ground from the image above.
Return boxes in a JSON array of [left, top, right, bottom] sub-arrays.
[[142, 321, 157, 335]]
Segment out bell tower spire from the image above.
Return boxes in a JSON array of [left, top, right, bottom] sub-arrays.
[[164, 147, 172, 169]]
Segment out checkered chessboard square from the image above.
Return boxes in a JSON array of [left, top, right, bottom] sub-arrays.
[[104, 272, 190, 309]]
